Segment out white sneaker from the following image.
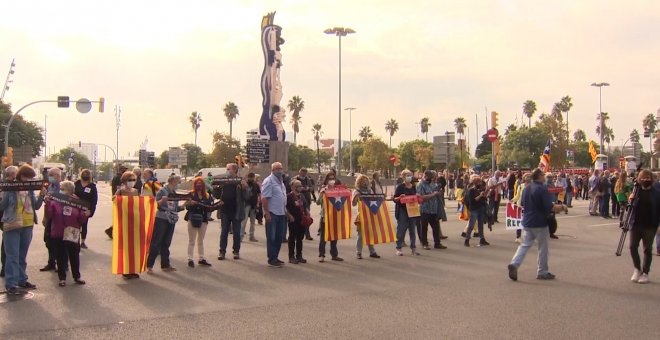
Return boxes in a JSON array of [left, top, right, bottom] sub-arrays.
[[515, 238, 521, 244], [637, 273, 649, 284], [631, 269, 641, 282], [396, 250, 403, 256]]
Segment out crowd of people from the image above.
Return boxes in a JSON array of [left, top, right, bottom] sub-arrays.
[[1, 161, 659, 295]]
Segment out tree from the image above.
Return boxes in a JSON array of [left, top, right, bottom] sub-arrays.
[[209, 132, 241, 167], [358, 126, 373, 142], [630, 129, 640, 144], [341, 140, 364, 173], [397, 139, 432, 171], [523, 100, 537, 128], [223, 102, 239, 139], [535, 113, 568, 167], [287, 96, 305, 145], [0, 101, 45, 157], [48, 147, 92, 175], [596, 112, 614, 150], [312, 123, 323, 173], [550, 102, 563, 122], [189, 111, 202, 146], [504, 124, 517, 136], [413, 144, 433, 168], [558, 96, 573, 141], [180, 143, 208, 176], [157, 150, 169, 168], [385, 118, 399, 149], [420, 117, 431, 141], [643, 113, 657, 155], [570, 140, 596, 167], [454, 117, 467, 137], [573, 129, 587, 142], [359, 138, 390, 171], [287, 143, 316, 171], [500, 126, 550, 169]]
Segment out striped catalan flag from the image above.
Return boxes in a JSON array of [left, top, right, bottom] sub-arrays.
[[357, 194, 395, 245], [112, 195, 156, 275], [323, 187, 352, 241]]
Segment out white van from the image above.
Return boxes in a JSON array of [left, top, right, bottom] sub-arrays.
[[195, 168, 228, 178], [153, 168, 181, 183]]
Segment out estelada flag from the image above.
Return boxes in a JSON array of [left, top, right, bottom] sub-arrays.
[[357, 194, 395, 245], [112, 195, 156, 274], [323, 187, 352, 241], [588, 140, 598, 163], [539, 139, 551, 172]]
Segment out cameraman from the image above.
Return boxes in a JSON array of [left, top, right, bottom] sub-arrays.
[[628, 170, 660, 284]]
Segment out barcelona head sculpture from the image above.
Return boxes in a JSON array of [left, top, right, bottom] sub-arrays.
[[260, 12, 286, 142]]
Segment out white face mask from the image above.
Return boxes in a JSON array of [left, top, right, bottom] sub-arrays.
[[328, 180, 336, 186], [126, 181, 136, 188]]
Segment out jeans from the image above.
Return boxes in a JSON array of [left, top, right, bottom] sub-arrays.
[[565, 191, 573, 207], [589, 193, 600, 214], [52, 238, 81, 281], [418, 213, 441, 247], [3, 226, 33, 289], [356, 229, 376, 255], [630, 227, 657, 274], [611, 195, 619, 216], [265, 214, 287, 262], [396, 214, 417, 250], [240, 206, 257, 238], [489, 196, 501, 221], [146, 217, 176, 269], [81, 220, 89, 240], [220, 213, 241, 255], [510, 227, 550, 275], [288, 223, 305, 259], [187, 222, 208, 261], [600, 194, 610, 217], [319, 218, 338, 257], [466, 207, 486, 241]]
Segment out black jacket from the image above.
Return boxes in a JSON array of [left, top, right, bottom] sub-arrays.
[[74, 180, 99, 217]]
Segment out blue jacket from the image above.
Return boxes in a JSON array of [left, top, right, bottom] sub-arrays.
[[1, 190, 44, 225], [521, 181, 553, 228]]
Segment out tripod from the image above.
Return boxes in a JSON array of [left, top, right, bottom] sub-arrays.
[[616, 182, 640, 256]]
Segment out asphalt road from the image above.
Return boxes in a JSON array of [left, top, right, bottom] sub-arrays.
[[1, 183, 659, 339]]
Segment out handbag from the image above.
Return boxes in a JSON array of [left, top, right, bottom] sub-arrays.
[[301, 213, 314, 229], [63, 226, 81, 243], [3, 214, 24, 232], [189, 213, 204, 228]]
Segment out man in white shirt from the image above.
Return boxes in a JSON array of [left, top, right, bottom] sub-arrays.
[[261, 162, 288, 267]]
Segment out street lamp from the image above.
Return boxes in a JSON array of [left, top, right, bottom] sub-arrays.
[[325, 26, 356, 174], [591, 82, 610, 155], [344, 107, 356, 175]]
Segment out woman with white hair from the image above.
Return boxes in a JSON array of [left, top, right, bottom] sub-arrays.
[[0, 165, 19, 278], [393, 169, 420, 256]]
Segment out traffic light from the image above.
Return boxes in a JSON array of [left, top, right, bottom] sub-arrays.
[[491, 111, 499, 130], [235, 154, 245, 168], [147, 152, 155, 168], [644, 127, 650, 138], [57, 96, 70, 108], [98, 97, 105, 113]]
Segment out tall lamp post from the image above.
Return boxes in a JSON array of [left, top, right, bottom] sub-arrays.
[[344, 107, 356, 175], [590, 82, 610, 155], [325, 26, 356, 174]]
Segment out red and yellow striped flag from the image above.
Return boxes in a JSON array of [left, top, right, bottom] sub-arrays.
[[357, 194, 395, 245], [112, 195, 156, 275], [323, 187, 352, 241]]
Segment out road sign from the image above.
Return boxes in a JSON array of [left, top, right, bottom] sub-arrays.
[[487, 128, 498, 142], [246, 139, 270, 164], [57, 96, 70, 108], [76, 98, 92, 114], [168, 147, 188, 166]]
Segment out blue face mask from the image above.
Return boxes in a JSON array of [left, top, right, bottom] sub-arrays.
[[274, 170, 283, 178], [48, 176, 55, 183]]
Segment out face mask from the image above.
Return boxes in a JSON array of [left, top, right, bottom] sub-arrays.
[[425, 177, 433, 183], [126, 181, 136, 188], [405, 176, 413, 183], [274, 170, 283, 178], [248, 179, 254, 184], [195, 185, 204, 191], [48, 176, 55, 183], [295, 187, 303, 193], [59, 190, 67, 195], [81, 176, 90, 181], [328, 180, 336, 186]]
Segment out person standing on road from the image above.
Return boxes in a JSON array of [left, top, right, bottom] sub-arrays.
[[147, 175, 187, 273], [216, 163, 249, 260], [508, 168, 567, 281], [447, 173, 456, 200], [628, 170, 660, 284], [286, 180, 308, 264], [614, 172, 632, 218], [1, 164, 45, 295], [105, 165, 128, 239], [0, 166, 19, 278], [588, 170, 601, 216], [352, 175, 380, 259], [46, 180, 89, 287], [141, 168, 162, 197], [464, 175, 490, 247], [262, 162, 288, 267], [113, 171, 140, 279], [132, 168, 143, 196], [184, 177, 219, 268], [74, 169, 98, 249], [295, 168, 314, 241], [317, 173, 344, 262], [241, 172, 261, 242], [393, 169, 420, 256], [416, 170, 446, 250], [511, 173, 531, 243], [40, 167, 62, 272]]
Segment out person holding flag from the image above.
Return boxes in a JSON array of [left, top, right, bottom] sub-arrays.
[[352, 175, 381, 259], [539, 139, 551, 173], [393, 170, 421, 256]]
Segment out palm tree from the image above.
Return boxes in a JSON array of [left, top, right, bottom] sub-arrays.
[[504, 124, 517, 136], [384, 118, 399, 149], [358, 126, 373, 142], [189, 111, 202, 146], [551, 102, 563, 121], [420, 117, 431, 141], [559, 96, 573, 142], [523, 100, 537, 128], [630, 129, 640, 144], [643, 113, 657, 153], [287, 96, 305, 144], [573, 129, 586, 142], [223, 101, 239, 139], [312, 123, 323, 173]]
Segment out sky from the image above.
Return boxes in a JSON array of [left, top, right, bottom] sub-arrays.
[[1, 0, 659, 161]]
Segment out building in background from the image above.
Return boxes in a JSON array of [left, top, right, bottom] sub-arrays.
[[68, 142, 98, 164]]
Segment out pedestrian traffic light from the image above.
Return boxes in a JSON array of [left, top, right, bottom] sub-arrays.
[[491, 111, 499, 130], [57, 96, 70, 108], [98, 97, 105, 113], [235, 154, 245, 168]]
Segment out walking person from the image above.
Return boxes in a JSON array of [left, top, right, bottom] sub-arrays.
[[147, 175, 188, 273], [393, 169, 420, 256], [1, 164, 45, 295], [628, 170, 660, 284], [286, 180, 308, 264], [487, 170, 504, 223], [508, 168, 567, 281], [216, 163, 249, 260], [40, 167, 62, 272], [464, 175, 490, 247], [416, 170, 446, 250], [261, 162, 288, 267], [352, 175, 381, 259], [317, 173, 343, 262], [184, 177, 220, 268], [511, 173, 532, 243], [241, 172, 261, 242], [74, 169, 98, 249], [46, 181, 89, 286], [0, 166, 19, 278]]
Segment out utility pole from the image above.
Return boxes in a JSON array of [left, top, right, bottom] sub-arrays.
[[114, 105, 121, 164]]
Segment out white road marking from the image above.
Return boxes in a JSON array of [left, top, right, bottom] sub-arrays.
[[588, 222, 619, 227]]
